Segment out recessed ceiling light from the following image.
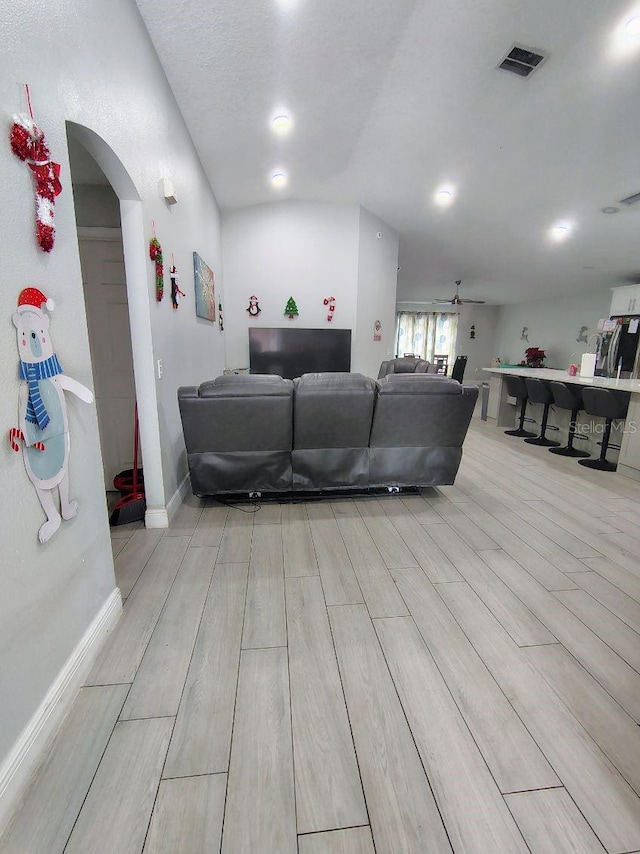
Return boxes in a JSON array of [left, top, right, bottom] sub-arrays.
[[434, 187, 455, 206], [272, 114, 292, 133], [549, 221, 572, 241], [271, 172, 287, 188], [625, 16, 640, 36], [602, 206, 620, 214]]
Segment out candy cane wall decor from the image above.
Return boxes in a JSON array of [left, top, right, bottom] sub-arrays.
[[10, 86, 62, 253]]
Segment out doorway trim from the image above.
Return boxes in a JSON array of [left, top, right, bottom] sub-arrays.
[[67, 122, 167, 527]]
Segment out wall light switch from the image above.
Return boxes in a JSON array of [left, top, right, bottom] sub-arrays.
[[157, 358, 163, 379]]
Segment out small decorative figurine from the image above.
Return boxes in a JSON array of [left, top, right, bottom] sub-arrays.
[[284, 296, 299, 319], [324, 296, 336, 321], [246, 295, 261, 316], [170, 264, 186, 309]]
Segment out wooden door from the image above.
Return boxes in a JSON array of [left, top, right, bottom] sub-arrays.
[[78, 234, 135, 491]]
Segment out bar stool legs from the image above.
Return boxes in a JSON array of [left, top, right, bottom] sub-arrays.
[[578, 417, 618, 471], [549, 407, 590, 458], [523, 378, 560, 447], [503, 376, 536, 437], [504, 397, 536, 437], [578, 387, 630, 472]]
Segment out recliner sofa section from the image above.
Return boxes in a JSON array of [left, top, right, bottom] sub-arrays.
[[292, 372, 376, 490], [178, 374, 294, 495], [370, 373, 478, 486], [377, 356, 430, 378], [177, 371, 478, 496]]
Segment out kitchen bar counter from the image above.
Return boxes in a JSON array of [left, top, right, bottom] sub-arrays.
[[482, 366, 640, 481], [483, 366, 640, 392]]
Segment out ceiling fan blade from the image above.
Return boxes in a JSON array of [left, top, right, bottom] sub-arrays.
[[460, 299, 485, 304], [430, 298, 454, 303]]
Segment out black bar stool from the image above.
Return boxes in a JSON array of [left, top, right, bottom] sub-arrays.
[[503, 375, 536, 437], [524, 378, 560, 447], [578, 388, 630, 472], [548, 381, 590, 458]]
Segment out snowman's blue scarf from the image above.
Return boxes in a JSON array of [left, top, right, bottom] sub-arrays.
[[19, 354, 63, 430]]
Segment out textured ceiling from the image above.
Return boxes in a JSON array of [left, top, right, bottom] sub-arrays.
[[134, 0, 640, 304]]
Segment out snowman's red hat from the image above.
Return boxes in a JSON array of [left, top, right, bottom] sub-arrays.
[[16, 287, 55, 313]]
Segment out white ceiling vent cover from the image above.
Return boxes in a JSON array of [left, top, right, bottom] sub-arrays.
[[498, 44, 547, 78]]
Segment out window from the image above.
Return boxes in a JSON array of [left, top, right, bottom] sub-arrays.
[[394, 311, 458, 366]]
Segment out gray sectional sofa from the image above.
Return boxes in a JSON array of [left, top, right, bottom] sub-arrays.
[[177, 372, 478, 497]]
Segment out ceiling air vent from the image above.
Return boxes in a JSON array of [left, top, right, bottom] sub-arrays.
[[619, 191, 640, 206], [498, 44, 547, 78]]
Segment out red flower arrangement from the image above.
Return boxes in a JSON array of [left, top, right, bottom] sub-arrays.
[[524, 347, 546, 367]]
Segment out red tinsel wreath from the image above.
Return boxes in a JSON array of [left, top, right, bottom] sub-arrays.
[[149, 237, 164, 301]]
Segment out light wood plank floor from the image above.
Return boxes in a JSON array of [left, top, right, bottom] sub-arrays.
[[3, 418, 640, 853]]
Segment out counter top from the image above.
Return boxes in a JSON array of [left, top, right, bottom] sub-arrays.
[[483, 366, 640, 393]]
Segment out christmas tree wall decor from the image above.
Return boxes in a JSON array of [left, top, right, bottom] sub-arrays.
[[284, 296, 299, 319]]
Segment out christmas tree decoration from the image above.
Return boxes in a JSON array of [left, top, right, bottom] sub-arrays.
[[246, 295, 261, 316], [10, 86, 62, 253], [149, 227, 164, 301], [218, 302, 224, 331], [170, 261, 186, 309], [10, 288, 94, 543], [284, 296, 299, 319], [323, 296, 336, 321]]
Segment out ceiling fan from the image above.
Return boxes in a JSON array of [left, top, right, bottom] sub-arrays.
[[431, 280, 485, 306]]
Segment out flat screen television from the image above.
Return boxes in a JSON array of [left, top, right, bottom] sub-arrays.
[[249, 327, 352, 379]]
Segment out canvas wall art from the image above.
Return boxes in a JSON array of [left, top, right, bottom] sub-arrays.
[[193, 252, 215, 321]]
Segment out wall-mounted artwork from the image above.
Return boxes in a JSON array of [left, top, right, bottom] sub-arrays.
[[193, 252, 215, 321]]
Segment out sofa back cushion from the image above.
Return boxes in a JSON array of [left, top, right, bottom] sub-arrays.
[[293, 372, 376, 448], [178, 376, 294, 453], [377, 357, 430, 378], [371, 375, 478, 447]]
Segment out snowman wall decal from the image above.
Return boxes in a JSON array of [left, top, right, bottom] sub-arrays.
[[9, 288, 94, 543]]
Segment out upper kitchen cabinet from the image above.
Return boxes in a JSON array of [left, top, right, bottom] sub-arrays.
[[610, 285, 640, 316]]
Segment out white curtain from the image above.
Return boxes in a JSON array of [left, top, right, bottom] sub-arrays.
[[394, 311, 458, 364]]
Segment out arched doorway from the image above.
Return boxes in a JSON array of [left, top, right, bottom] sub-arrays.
[[66, 122, 167, 527]]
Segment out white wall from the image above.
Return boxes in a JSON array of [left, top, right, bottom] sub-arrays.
[[494, 288, 612, 369], [455, 304, 500, 383], [353, 207, 399, 378], [222, 200, 360, 369], [1, 0, 223, 793]]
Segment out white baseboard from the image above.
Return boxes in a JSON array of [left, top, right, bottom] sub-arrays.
[[166, 472, 191, 523], [144, 507, 169, 528], [0, 588, 122, 834]]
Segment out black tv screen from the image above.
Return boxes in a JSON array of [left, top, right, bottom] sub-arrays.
[[249, 327, 352, 379]]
